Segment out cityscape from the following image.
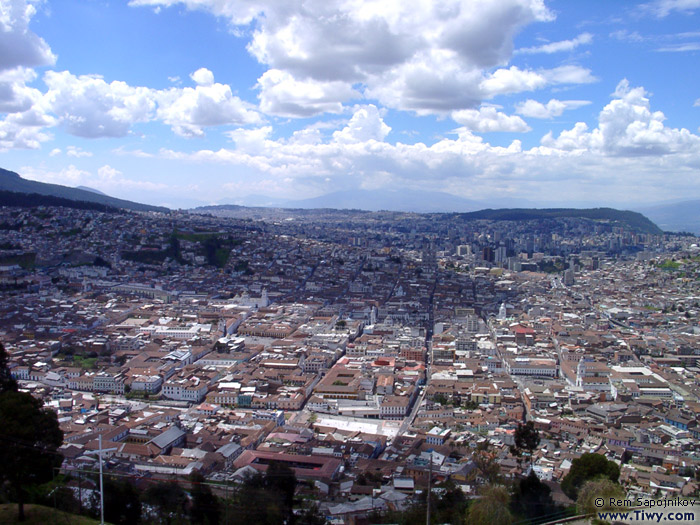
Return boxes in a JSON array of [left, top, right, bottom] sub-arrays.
[[1, 195, 700, 523], [2, 0, 700, 523]]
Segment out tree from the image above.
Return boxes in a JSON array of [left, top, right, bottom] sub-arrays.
[[0, 343, 17, 393], [561, 453, 620, 500], [0, 390, 64, 521], [142, 481, 189, 524], [230, 462, 298, 525], [511, 421, 540, 465], [472, 445, 501, 485], [466, 485, 514, 525], [99, 476, 142, 525], [510, 471, 557, 521], [576, 478, 625, 516], [189, 471, 221, 525]]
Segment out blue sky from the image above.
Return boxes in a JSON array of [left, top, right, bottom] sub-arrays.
[[1, 0, 699, 209]]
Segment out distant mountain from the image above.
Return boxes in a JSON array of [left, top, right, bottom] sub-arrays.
[[76, 185, 107, 196], [635, 200, 700, 234], [284, 188, 483, 212], [455, 208, 663, 235], [0, 167, 169, 213]]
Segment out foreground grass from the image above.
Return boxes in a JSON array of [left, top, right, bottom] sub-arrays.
[[0, 504, 104, 524]]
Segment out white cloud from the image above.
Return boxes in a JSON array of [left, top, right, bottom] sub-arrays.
[[541, 79, 700, 156], [66, 146, 93, 158], [0, 67, 42, 113], [610, 30, 644, 43], [0, 0, 55, 71], [541, 65, 597, 85], [516, 32, 593, 54], [130, 0, 564, 114], [190, 68, 214, 86], [516, 98, 591, 119], [139, 78, 700, 205], [43, 71, 155, 138], [452, 106, 530, 132], [256, 69, 361, 117], [332, 105, 391, 143], [695, 98, 700, 106], [642, 0, 700, 17], [479, 66, 547, 97], [32, 69, 261, 139], [20, 164, 168, 192], [155, 71, 261, 136], [657, 42, 700, 52]]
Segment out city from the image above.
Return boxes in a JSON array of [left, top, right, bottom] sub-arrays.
[[1, 202, 699, 523]]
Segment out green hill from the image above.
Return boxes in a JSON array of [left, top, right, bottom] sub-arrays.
[[0, 167, 169, 214], [454, 207, 663, 234]]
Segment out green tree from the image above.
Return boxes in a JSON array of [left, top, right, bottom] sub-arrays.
[[142, 481, 188, 524], [99, 476, 142, 525], [561, 453, 620, 500], [0, 343, 17, 393], [510, 471, 557, 522], [466, 485, 514, 525], [0, 390, 64, 521], [511, 421, 540, 465], [189, 471, 221, 525], [230, 462, 297, 525], [576, 478, 625, 518]]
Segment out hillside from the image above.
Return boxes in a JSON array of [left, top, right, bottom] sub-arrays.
[[0, 167, 169, 214], [453, 207, 663, 235]]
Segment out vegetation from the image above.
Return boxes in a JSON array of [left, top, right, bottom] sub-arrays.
[[465, 485, 513, 525], [0, 190, 116, 213], [510, 472, 557, 522], [561, 453, 620, 500], [0, 344, 64, 522], [0, 252, 36, 269], [576, 478, 625, 518], [0, 504, 102, 525], [510, 421, 540, 465], [454, 207, 662, 234]]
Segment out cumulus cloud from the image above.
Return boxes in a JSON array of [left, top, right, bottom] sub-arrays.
[[516, 32, 593, 54], [66, 145, 92, 157], [190, 68, 214, 86], [452, 106, 530, 132], [0, 113, 52, 150], [516, 98, 591, 119], [155, 71, 261, 136], [257, 69, 361, 117], [33, 69, 261, 139], [541, 79, 700, 156], [0, 0, 56, 71], [0, 67, 42, 113], [43, 71, 155, 138], [332, 105, 391, 143], [139, 77, 700, 205], [130, 0, 575, 115]]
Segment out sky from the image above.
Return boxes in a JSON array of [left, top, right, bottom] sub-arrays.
[[1, 0, 700, 209]]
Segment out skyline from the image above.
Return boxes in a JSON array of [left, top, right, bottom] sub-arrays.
[[0, 0, 699, 209]]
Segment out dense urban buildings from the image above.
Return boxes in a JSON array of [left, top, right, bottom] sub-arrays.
[[2, 203, 700, 522]]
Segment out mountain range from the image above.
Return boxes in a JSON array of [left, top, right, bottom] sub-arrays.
[[1, 166, 698, 234], [0, 168, 168, 213]]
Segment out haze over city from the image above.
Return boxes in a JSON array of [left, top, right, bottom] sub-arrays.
[[1, 0, 700, 210]]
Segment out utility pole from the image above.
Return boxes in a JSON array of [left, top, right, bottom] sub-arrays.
[[87, 434, 116, 525]]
